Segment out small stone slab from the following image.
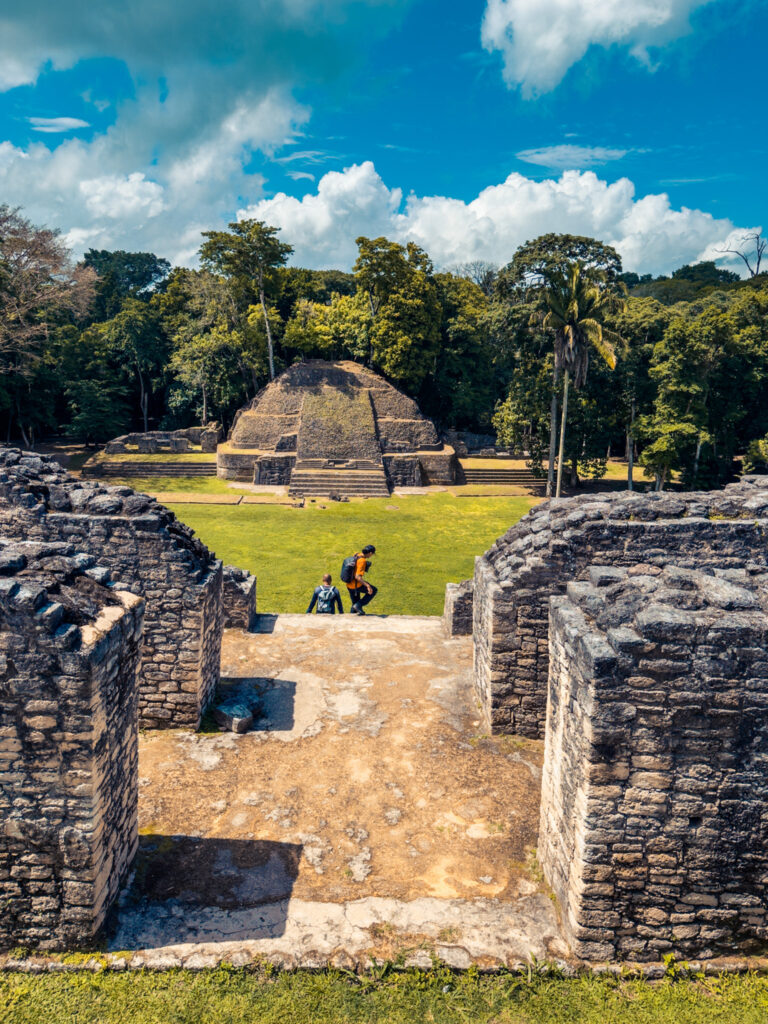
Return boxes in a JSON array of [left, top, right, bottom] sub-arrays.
[[213, 703, 254, 733]]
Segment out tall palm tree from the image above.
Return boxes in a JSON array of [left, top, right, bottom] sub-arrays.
[[540, 263, 625, 498]]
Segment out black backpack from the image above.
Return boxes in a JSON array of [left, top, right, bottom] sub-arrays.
[[340, 553, 361, 584], [316, 585, 336, 613]]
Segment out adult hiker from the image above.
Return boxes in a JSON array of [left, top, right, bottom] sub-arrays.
[[306, 573, 344, 615], [340, 544, 377, 615]]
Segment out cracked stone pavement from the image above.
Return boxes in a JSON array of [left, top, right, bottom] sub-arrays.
[[111, 614, 565, 966]]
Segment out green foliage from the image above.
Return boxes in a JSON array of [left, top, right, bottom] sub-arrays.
[[83, 249, 170, 320], [66, 379, 129, 445], [638, 289, 768, 488], [498, 232, 623, 300], [745, 435, 768, 473], [283, 291, 372, 362]]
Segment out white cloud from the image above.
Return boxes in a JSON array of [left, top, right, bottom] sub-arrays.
[[238, 161, 403, 268], [0, 1, 407, 262], [0, 90, 306, 265], [239, 160, 756, 277], [482, 0, 720, 95], [79, 173, 165, 219], [28, 116, 91, 133], [517, 145, 629, 168]]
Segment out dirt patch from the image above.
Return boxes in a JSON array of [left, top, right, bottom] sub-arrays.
[[137, 615, 544, 906]]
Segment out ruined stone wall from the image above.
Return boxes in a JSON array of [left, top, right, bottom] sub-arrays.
[[471, 482, 768, 737], [443, 579, 474, 636], [0, 540, 143, 950], [0, 450, 223, 729], [539, 565, 768, 961], [222, 565, 257, 630]]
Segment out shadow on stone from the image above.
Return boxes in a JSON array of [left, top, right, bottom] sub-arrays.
[[114, 835, 303, 946], [252, 613, 278, 634], [217, 676, 297, 734]]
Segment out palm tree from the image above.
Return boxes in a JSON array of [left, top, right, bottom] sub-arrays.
[[539, 263, 625, 498]]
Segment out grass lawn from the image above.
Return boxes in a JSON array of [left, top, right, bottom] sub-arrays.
[[85, 451, 217, 463], [111, 476, 255, 495], [166, 492, 538, 615], [2, 967, 767, 1024]]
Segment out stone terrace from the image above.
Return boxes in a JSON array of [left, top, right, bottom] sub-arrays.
[[110, 615, 562, 966]]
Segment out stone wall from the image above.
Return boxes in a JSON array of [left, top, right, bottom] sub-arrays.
[[443, 579, 474, 636], [0, 539, 143, 950], [470, 481, 768, 737], [539, 565, 768, 961], [222, 565, 257, 630], [0, 450, 223, 730]]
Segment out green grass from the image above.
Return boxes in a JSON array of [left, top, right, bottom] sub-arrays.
[[86, 451, 217, 463], [2, 966, 768, 1023], [166, 492, 537, 615], [108, 476, 254, 495]]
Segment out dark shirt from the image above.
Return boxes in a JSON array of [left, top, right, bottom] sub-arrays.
[[306, 585, 344, 614]]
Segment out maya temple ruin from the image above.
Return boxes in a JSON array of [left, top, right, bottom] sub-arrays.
[[216, 360, 457, 496], [2, 412, 768, 963]]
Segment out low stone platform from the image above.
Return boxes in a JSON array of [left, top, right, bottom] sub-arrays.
[[109, 615, 561, 965]]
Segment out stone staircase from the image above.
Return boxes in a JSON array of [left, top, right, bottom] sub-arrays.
[[461, 466, 546, 491], [289, 460, 390, 498], [83, 461, 217, 478]]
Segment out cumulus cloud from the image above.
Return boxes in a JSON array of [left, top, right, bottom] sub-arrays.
[[482, 0, 720, 95], [240, 160, 755, 277], [0, 1, 406, 264], [28, 116, 91, 133], [0, 90, 307, 265], [517, 145, 629, 169]]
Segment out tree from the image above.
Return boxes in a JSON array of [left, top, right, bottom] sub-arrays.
[[538, 263, 624, 497], [426, 273, 493, 428], [0, 205, 95, 444], [66, 378, 128, 446], [499, 233, 623, 301], [83, 249, 170, 320], [353, 237, 441, 392], [639, 292, 768, 489], [283, 292, 372, 362], [200, 220, 293, 380], [609, 298, 670, 489], [449, 261, 498, 297], [98, 298, 166, 432], [716, 232, 766, 278]]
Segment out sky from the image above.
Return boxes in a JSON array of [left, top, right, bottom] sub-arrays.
[[0, 0, 765, 276]]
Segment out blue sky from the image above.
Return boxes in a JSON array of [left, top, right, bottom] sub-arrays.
[[0, 0, 764, 274]]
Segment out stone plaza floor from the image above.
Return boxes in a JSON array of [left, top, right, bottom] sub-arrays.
[[110, 615, 564, 967]]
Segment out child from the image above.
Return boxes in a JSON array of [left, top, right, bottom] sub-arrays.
[[306, 574, 344, 614]]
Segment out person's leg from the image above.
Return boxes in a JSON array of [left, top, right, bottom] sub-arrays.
[[348, 588, 362, 613], [357, 584, 378, 609]]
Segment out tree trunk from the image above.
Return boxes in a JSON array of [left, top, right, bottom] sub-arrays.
[[555, 369, 570, 499], [259, 275, 275, 381], [692, 435, 702, 486], [202, 382, 208, 426], [546, 364, 560, 498], [137, 365, 149, 433], [627, 398, 635, 491]]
